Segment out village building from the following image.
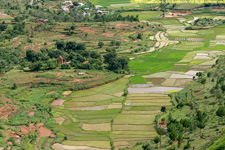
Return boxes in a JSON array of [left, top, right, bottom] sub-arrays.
[[62, 6, 69, 12], [79, 3, 85, 6], [78, 72, 85, 75], [63, 1, 72, 5], [95, 5, 103, 10], [32, 18, 48, 23], [58, 56, 64, 64]]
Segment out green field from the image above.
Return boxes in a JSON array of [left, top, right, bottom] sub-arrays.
[[129, 49, 188, 75], [90, 0, 131, 6], [121, 11, 163, 21]]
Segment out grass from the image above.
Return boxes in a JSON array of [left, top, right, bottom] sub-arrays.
[[63, 140, 111, 149], [129, 76, 147, 84], [89, 0, 131, 6], [129, 49, 188, 75], [121, 11, 162, 21]]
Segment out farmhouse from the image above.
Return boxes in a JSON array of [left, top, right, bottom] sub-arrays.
[[78, 72, 85, 75], [61, 6, 69, 12], [97, 10, 108, 15], [95, 5, 103, 10], [63, 1, 72, 5], [79, 3, 85, 6], [32, 18, 48, 23], [58, 56, 64, 64]]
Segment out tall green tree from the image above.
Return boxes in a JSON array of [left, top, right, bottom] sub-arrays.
[[156, 127, 165, 147]]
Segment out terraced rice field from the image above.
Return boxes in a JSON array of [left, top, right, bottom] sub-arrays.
[[112, 93, 171, 149], [52, 78, 129, 149]]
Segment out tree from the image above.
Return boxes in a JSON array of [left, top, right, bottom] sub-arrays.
[[156, 128, 165, 147], [161, 106, 166, 113], [196, 72, 202, 77], [142, 142, 154, 150], [73, 2, 79, 6], [98, 41, 104, 48], [115, 41, 121, 47], [154, 136, 160, 148], [71, 25, 75, 30], [216, 91, 223, 105], [177, 131, 183, 148], [61, 63, 71, 69], [12, 83, 17, 90], [216, 106, 225, 124], [183, 141, 191, 150], [180, 119, 190, 135], [195, 110, 208, 134], [200, 78, 206, 88], [137, 33, 142, 39], [207, 72, 212, 81], [110, 40, 116, 46]]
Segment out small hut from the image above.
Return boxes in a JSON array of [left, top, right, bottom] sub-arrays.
[[58, 56, 63, 64]]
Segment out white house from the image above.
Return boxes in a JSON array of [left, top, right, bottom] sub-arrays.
[[63, 1, 72, 5], [79, 3, 85, 6], [95, 5, 103, 9], [84, 8, 90, 10]]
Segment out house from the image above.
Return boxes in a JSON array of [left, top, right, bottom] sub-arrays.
[[83, 12, 91, 16], [78, 72, 85, 75], [97, 10, 103, 15], [58, 56, 64, 64], [95, 5, 103, 10], [84, 8, 90, 10], [63, 1, 72, 5], [62, 6, 69, 11], [79, 3, 85, 6], [32, 18, 48, 23]]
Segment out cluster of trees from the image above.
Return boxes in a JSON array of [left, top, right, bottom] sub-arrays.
[[155, 110, 208, 149], [24, 40, 129, 73], [0, 17, 26, 42], [153, 56, 225, 149], [93, 14, 139, 22]]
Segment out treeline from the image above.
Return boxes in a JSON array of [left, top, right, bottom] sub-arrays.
[[23, 40, 129, 73]]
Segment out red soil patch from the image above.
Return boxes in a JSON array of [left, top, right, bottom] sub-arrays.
[[15, 41, 22, 47], [73, 79, 81, 82], [102, 32, 115, 37], [48, 91, 56, 94], [195, 91, 204, 98], [0, 13, 12, 19], [78, 27, 96, 34], [20, 125, 29, 134], [36, 122, 44, 128], [28, 112, 35, 117], [212, 9, 225, 11], [51, 100, 65, 106], [38, 127, 55, 138], [115, 24, 129, 29], [172, 141, 178, 146], [29, 123, 36, 133]]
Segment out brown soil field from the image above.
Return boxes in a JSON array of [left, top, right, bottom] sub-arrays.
[[145, 78, 165, 85], [38, 127, 55, 138], [82, 123, 111, 131], [78, 27, 97, 34], [51, 100, 66, 106], [115, 24, 129, 29]]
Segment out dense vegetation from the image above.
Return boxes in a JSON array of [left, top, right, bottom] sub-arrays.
[[138, 56, 225, 149]]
